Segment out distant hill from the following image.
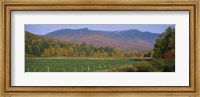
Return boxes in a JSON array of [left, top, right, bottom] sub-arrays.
[[25, 31, 121, 57], [45, 28, 160, 51]]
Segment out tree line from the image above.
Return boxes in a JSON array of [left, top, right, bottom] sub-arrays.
[[25, 31, 151, 58]]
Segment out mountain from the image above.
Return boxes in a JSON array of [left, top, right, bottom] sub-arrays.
[[45, 28, 160, 51]]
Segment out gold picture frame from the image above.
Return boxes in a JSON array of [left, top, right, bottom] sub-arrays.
[[0, 0, 199, 97]]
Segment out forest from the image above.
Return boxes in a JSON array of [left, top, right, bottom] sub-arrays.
[[25, 32, 153, 58]]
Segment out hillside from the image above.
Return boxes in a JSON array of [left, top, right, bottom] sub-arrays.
[[45, 28, 160, 51], [25, 31, 124, 57]]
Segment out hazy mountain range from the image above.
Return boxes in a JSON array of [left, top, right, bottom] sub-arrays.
[[43, 28, 160, 51]]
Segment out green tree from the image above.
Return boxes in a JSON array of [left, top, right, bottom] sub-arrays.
[[153, 27, 175, 58]]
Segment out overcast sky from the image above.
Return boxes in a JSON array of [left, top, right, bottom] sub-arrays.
[[25, 24, 175, 35]]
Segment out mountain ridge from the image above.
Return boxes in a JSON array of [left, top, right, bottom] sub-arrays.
[[44, 28, 160, 51]]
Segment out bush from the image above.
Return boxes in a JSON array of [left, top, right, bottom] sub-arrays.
[[109, 59, 175, 72], [117, 66, 136, 72], [135, 61, 156, 72], [164, 50, 175, 58], [150, 59, 164, 71], [162, 59, 175, 72]]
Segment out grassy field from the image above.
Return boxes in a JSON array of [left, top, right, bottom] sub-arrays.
[[25, 58, 141, 72]]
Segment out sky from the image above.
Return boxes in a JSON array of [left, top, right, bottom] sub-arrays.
[[25, 24, 175, 35]]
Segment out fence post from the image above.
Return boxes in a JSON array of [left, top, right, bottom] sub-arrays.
[[88, 65, 90, 71], [47, 67, 49, 72], [92, 65, 94, 71], [34, 67, 36, 72], [82, 65, 84, 71], [74, 67, 76, 72]]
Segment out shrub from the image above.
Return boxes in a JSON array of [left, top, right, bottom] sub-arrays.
[[117, 66, 136, 72], [150, 59, 164, 71], [162, 59, 175, 72], [109, 59, 175, 72], [164, 50, 175, 58], [135, 61, 155, 72]]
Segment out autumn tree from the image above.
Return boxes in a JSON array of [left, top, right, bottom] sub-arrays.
[[153, 27, 175, 58]]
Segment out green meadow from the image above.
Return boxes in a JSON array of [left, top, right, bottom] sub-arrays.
[[25, 58, 139, 72]]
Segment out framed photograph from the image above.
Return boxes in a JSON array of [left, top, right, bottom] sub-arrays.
[[0, 0, 199, 96]]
